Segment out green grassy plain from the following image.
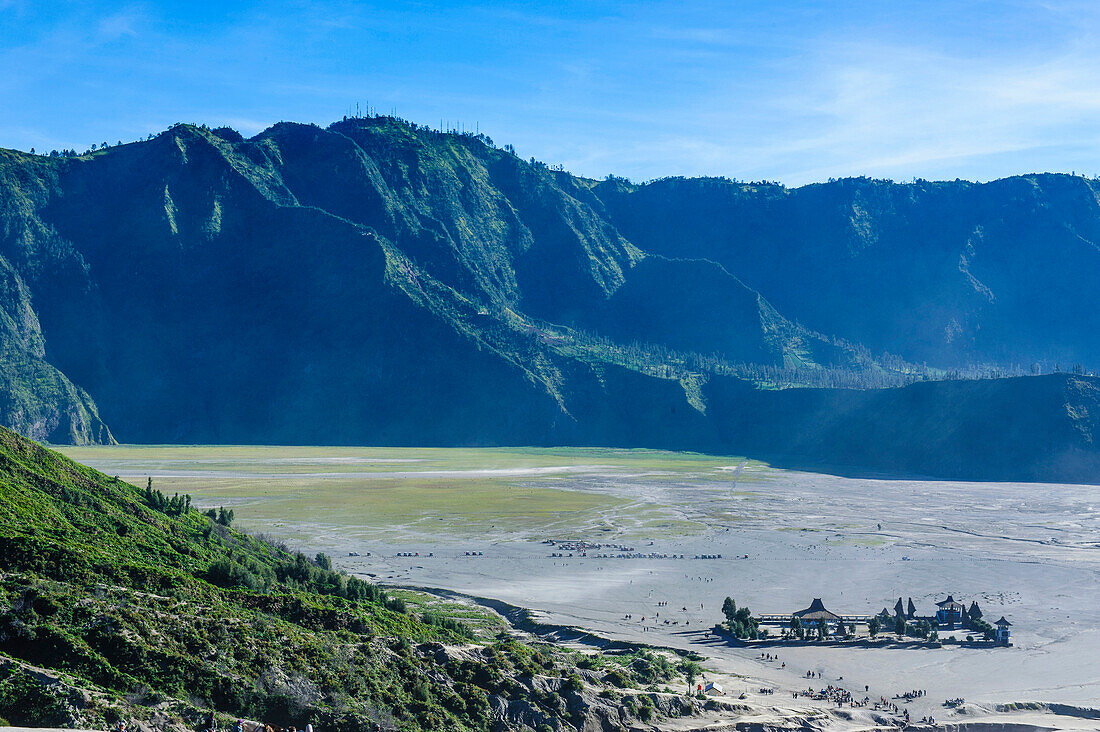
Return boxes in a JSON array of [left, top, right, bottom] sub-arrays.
[[59, 444, 759, 472], [57, 445, 768, 541]]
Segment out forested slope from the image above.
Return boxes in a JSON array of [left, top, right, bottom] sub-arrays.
[[0, 117, 1098, 481], [0, 426, 700, 731], [595, 174, 1100, 367]]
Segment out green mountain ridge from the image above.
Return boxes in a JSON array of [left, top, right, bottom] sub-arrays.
[[0, 117, 1098, 481]]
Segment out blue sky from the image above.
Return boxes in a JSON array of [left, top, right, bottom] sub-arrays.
[[4, 1, 1100, 185]]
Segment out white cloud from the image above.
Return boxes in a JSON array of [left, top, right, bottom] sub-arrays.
[[779, 38, 1100, 178], [558, 18, 1100, 185], [97, 9, 142, 40]]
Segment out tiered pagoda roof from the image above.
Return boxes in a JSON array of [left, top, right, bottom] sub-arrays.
[[793, 598, 841, 622]]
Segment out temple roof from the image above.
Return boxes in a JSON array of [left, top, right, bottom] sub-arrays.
[[936, 595, 965, 610], [793, 598, 841, 621], [995, 616, 1012, 626]]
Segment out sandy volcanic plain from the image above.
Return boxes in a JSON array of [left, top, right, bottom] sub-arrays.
[[62, 445, 1100, 730]]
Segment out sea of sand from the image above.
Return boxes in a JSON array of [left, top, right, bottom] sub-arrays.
[[68, 448, 1100, 730], [337, 482, 1100, 728]]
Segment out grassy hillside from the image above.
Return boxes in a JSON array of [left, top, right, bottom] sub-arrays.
[[0, 427, 702, 730]]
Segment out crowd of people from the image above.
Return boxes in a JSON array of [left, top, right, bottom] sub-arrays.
[[787, 680, 944, 727], [590, 552, 686, 559], [544, 547, 728, 561], [545, 539, 635, 552], [792, 684, 858, 707], [873, 696, 905, 713]]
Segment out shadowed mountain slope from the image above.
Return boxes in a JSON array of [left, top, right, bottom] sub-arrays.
[[0, 151, 113, 445], [0, 120, 869, 444], [595, 174, 1100, 367], [705, 373, 1100, 483], [0, 118, 1098, 481]]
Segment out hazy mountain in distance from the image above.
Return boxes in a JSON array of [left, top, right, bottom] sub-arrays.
[[595, 174, 1100, 367]]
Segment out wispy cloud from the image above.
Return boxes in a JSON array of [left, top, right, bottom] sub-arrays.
[[97, 9, 142, 40], [766, 36, 1100, 181], [549, 4, 1100, 184]]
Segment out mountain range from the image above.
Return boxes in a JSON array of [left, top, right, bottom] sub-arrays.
[[1, 117, 1098, 482]]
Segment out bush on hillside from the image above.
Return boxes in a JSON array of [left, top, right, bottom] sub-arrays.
[[0, 667, 71, 727]]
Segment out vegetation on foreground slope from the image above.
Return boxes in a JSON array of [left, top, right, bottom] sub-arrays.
[[0, 427, 703, 731]]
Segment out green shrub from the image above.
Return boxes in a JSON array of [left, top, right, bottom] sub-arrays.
[[0, 668, 70, 726], [604, 668, 632, 688], [206, 557, 269, 590], [420, 610, 473, 638], [411, 679, 430, 702]]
